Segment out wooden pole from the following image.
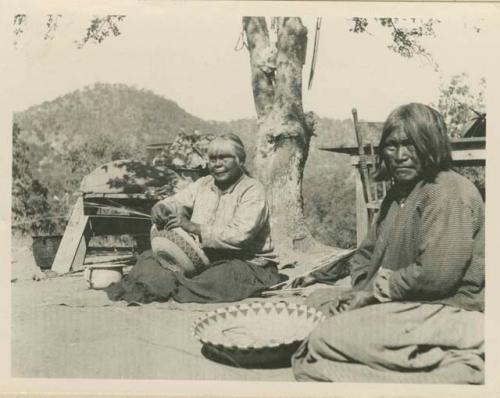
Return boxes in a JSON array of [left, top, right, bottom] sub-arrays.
[[352, 108, 372, 205]]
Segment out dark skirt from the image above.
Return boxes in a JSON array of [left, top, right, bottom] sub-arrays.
[[105, 250, 287, 304]]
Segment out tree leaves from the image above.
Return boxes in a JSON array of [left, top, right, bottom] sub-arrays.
[[13, 14, 27, 48], [350, 17, 440, 70], [75, 15, 126, 49], [12, 123, 57, 234], [350, 17, 369, 34], [44, 14, 62, 41], [433, 73, 486, 198], [435, 73, 486, 138], [153, 131, 216, 170]]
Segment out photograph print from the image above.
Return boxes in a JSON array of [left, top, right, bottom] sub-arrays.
[[6, 1, 495, 391]]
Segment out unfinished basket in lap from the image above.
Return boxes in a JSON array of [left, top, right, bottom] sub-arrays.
[[150, 224, 210, 277]]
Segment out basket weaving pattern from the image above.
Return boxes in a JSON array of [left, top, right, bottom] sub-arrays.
[[151, 226, 209, 276], [192, 302, 325, 367]]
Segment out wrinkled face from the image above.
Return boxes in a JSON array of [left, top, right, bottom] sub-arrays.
[[207, 140, 243, 187], [382, 128, 423, 185]]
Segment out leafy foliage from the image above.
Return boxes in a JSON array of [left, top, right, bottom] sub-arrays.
[[12, 123, 57, 235], [13, 14, 27, 47], [44, 14, 62, 41], [433, 73, 486, 198], [75, 15, 126, 49], [13, 14, 125, 49], [350, 18, 440, 70], [434, 73, 486, 138], [153, 131, 216, 169], [304, 117, 382, 248]]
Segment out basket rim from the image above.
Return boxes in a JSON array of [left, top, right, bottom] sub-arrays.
[[191, 301, 325, 352]]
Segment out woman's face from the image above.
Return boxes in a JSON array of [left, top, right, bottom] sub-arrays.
[[382, 128, 423, 185], [207, 140, 244, 187]]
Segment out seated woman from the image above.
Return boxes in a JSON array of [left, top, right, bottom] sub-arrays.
[[292, 103, 484, 384], [106, 133, 285, 303]]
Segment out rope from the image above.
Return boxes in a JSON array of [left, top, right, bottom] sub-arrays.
[[233, 29, 247, 51]]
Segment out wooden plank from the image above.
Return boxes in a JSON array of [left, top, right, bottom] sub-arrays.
[[70, 234, 88, 271], [355, 169, 369, 246], [349, 148, 485, 166], [451, 159, 485, 167], [51, 197, 89, 274], [320, 137, 486, 155], [83, 193, 161, 200], [451, 148, 486, 162]]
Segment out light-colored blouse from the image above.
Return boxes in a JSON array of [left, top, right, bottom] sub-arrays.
[[160, 174, 278, 266]]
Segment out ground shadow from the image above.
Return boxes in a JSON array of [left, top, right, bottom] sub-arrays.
[[200, 342, 300, 369]]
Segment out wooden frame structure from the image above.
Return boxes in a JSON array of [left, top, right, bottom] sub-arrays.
[[51, 193, 157, 274]]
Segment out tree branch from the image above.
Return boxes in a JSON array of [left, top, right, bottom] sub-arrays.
[[13, 14, 27, 48], [243, 17, 275, 119], [351, 17, 439, 70], [44, 14, 62, 41], [75, 15, 125, 49]]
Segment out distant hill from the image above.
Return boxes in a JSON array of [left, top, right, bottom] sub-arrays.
[[13, 83, 362, 247], [15, 83, 220, 162]]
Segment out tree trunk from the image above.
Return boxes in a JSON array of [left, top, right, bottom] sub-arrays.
[[244, 17, 322, 257]]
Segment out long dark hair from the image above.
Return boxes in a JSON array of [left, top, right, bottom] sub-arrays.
[[375, 103, 452, 182]]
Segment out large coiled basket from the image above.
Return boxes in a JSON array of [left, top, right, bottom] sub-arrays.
[[192, 302, 325, 368]]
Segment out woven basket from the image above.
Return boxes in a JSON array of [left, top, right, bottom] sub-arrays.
[[150, 225, 210, 277], [32, 235, 63, 270], [192, 302, 325, 368]]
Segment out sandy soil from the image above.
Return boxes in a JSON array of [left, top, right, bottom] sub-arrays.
[[11, 237, 315, 381]]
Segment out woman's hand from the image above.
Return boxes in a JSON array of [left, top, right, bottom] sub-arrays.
[[165, 213, 201, 236], [327, 290, 376, 316], [291, 275, 318, 288], [151, 202, 171, 229]]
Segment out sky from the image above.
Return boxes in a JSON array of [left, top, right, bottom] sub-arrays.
[[6, 3, 494, 122]]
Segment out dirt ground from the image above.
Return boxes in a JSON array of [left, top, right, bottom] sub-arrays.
[[11, 237, 347, 381]]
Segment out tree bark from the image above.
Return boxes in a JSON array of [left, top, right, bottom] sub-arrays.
[[244, 17, 321, 257], [242, 17, 274, 118]]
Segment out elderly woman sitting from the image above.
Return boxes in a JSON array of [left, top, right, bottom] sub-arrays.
[[107, 133, 285, 303], [292, 103, 484, 384]]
